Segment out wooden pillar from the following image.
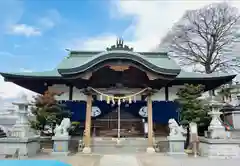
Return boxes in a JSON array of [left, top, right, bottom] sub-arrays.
[[147, 95, 153, 147], [83, 93, 92, 153], [69, 85, 73, 100], [165, 86, 169, 101]]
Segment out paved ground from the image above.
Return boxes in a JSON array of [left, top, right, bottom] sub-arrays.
[[65, 154, 101, 166], [1, 153, 240, 166], [99, 155, 139, 166], [44, 153, 240, 166], [137, 154, 240, 166]]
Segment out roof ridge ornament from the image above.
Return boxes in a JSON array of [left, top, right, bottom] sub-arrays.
[[106, 38, 133, 51]]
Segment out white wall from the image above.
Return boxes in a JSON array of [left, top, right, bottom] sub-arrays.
[[48, 84, 87, 101], [151, 85, 184, 101], [48, 84, 183, 102]]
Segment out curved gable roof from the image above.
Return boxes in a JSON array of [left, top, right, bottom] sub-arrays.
[[57, 50, 181, 76]]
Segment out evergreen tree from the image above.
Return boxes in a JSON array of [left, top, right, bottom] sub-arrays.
[[175, 84, 211, 133], [29, 90, 72, 135]]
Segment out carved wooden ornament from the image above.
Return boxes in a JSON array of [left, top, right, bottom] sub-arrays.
[[109, 65, 129, 71]]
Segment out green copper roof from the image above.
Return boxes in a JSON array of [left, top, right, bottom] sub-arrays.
[[177, 71, 236, 79], [57, 50, 181, 76], [56, 39, 181, 76], [0, 69, 61, 78]]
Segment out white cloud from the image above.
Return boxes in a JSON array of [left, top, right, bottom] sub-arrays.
[[38, 9, 61, 29], [67, 34, 117, 51], [8, 24, 41, 37], [0, 51, 16, 57], [0, 70, 36, 102], [38, 18, 55, 29], [0, 76, 36, 100], [6, 9, 61, 37], [0, 0, 23, 34], [73, 0, 240, 52], [71, 1, 235, 52], [113, 0, 233, 51]]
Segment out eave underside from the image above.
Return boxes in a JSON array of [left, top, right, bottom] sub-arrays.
[[0, 72, 236, 94]]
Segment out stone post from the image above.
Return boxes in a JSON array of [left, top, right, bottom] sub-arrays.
[[82, 93, 92, 153], [146, 94, 155, 153]]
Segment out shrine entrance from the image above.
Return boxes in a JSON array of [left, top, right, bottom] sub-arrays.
[[90, 101, 149, 154], [92, 106, 144, 137], [78, 39, 179, 153]]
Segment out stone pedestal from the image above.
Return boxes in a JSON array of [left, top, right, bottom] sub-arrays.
[[199, 137, 240, 159], [52, 136, 70, 156], [82, 147, 92, 154], [208, 111, 227, 139], [0, 136, 40, 157], [146, 147, 155, 153], [167, 136, 186, 156]]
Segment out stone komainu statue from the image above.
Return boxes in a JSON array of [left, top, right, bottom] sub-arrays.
[[168, 118, 186, 137], [54, 118, 71, 136]]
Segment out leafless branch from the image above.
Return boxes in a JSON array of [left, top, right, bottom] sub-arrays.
[[159, 2, 240, 74]]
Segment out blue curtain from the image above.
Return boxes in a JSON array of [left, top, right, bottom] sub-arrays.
[[62, 101, 86, 122], [61, 100, 179, 124], [122, 101, 146, 118], [152, 101, 179, 124]]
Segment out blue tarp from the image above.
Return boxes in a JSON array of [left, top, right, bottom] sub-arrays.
[[61, 100, 179, 124], [0, 160, 70, 166]]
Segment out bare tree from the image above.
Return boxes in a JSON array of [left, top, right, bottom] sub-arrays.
[[160, 3, 240, 74]]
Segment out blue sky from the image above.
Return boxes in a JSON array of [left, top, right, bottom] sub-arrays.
[[0, 0, 240, 99], [0, 0, 133, 72]]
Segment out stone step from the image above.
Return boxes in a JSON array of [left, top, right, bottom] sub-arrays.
[[92, 140, 148, 146], [91, 137, 149, 154], [91, 146, 147, 154]]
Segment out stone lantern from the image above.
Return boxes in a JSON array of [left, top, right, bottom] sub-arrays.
[[206, 97, 227, 139], [10, 94, 35, 138], [0, 94, 40, 157], [198, 97, 240, 159]]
